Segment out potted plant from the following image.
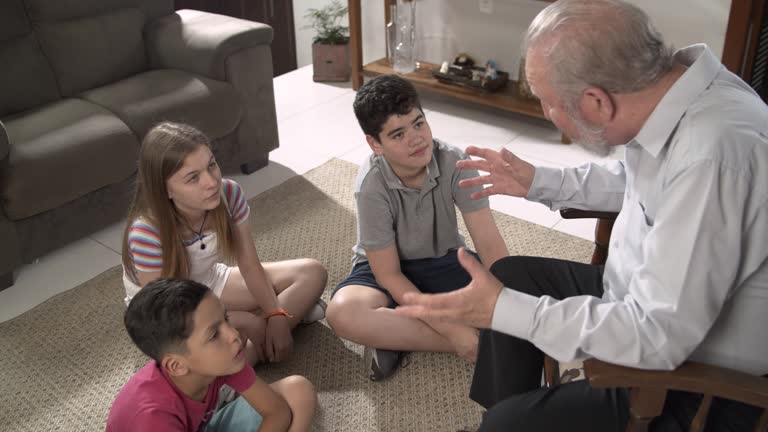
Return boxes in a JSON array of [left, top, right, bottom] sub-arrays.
[[305, 0, 351, 82]]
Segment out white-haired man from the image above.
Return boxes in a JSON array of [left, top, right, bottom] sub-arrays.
[[398, 0, 768, 430]]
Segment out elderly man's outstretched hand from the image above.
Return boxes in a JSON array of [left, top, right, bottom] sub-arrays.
[[396, 248, 504, 329], [456, 146, 536, 200]]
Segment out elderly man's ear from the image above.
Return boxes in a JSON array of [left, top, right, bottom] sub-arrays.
[[580, 87, 616, 125]]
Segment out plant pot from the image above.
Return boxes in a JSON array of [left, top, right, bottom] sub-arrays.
[[312, 43, 351, 82]]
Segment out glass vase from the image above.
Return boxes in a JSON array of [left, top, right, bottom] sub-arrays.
[[393, 0, 416, 74], [386, 4, 397, 66]]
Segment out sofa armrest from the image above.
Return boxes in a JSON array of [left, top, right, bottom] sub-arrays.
[[0, 120, 9, 161], [145, 10, 274, 81]]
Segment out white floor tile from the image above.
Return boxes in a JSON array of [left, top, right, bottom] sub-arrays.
[[422, 96, 524, 151], [277, 92, 365, 160], [337, 143, 373, 166], [0, 239, 121, 323], [552, 217, 598, 241], [89, 220, 126, 254], [229, 160, 303, 200], [267, 145, 332, 177], [273, 65, 353, 122], [489, 194, 562, 228]]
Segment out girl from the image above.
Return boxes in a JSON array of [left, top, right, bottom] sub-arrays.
[[121, 122, 327, 364]]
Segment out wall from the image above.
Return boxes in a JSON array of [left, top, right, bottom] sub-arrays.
[[295, 0, 732, 78]]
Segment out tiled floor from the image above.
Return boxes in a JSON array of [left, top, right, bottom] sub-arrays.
[[0, 65, 621, 323]]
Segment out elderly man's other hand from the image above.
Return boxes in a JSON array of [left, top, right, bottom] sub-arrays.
[[396, 248, 504, 329], [456, 146, 536, 200]]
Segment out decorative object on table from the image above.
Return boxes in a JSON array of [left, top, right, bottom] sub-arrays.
[[453, 53, 475, 68], [431, 55, 509, 92], [393, 0, 417, 74], [305, 0, 351, 82], [518, 56, 538, 100], [484, 59, 499, 80]]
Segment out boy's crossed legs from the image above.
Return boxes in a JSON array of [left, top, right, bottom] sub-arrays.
[[328, 286, 478, 360], [327, 249, 480, 380]]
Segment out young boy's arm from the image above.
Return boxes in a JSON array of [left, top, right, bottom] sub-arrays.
[[240, 375, 292, 432], [462, 207, 509, 269], [366, 244, 423, 304]]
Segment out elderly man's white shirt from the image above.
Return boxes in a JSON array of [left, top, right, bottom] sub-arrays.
[[493, 45, 768, 375]]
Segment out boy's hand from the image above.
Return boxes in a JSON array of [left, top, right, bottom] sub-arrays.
[[396, 248, 503, 329], [456, 146, 535, 199], [265, 316, 293, 362]]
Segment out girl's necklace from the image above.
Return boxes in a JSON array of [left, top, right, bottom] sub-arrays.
[[188, 210, 209, 250]]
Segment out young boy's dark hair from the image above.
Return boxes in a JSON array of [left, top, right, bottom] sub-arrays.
[[124, 278, 210, 362], [353, 74, 423, 141]]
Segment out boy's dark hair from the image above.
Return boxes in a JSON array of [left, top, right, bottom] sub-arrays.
[[124, 278, 211, 362], [353, 74, 423, 141]]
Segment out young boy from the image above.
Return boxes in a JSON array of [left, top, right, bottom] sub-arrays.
[[326, 74, 509, 381], [107, 278, 317, 432]]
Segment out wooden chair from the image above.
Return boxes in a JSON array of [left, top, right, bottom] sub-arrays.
[[542, 209, 768, 432]]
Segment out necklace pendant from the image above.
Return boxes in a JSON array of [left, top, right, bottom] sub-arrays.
[[200, 243, 206, 250]]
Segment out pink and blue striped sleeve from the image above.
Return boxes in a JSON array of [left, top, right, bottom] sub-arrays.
[[222, 179, 250, 225], [127, 221, 163, 273]]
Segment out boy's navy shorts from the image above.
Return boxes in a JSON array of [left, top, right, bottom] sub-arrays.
[[331, 248, 480, 308]]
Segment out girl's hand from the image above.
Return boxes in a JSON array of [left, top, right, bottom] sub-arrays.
[[265, 316, 293, 362]]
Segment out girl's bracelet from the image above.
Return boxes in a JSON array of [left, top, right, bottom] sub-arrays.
[[265, 309, 293, 320]]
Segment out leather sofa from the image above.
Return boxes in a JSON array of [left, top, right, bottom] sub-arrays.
[[0, 0, 280, 290]]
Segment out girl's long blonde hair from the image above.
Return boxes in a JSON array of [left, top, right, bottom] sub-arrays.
[[122, 122, 237, 284]]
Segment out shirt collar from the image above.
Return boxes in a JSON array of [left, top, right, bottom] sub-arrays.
[[633, 44, 722, 157], [378, 140, 440, 190]]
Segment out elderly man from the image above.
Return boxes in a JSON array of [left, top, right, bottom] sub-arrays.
[[397, 0, 768, 430]]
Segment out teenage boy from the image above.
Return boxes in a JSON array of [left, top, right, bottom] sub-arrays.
[[326, 74, 509, 381]]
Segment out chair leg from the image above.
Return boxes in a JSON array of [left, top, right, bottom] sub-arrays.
[[626, 387, 667, 432], [543, 355, 561, 387], [592, 218, 616, 265], [240, 154, 269, 175], [0, 271, 14, 291]]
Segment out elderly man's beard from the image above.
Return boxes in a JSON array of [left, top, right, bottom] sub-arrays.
[[567, 110, 614, 157]]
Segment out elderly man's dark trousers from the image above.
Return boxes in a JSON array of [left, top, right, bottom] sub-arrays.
[[470, 256, 762, 432]]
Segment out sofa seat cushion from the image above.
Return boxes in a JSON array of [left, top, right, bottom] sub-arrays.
[[2, 99, 138, 220], [80, 69, 241, 140]]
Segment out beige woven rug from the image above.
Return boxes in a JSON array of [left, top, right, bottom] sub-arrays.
[[0, 158, 593, 432]]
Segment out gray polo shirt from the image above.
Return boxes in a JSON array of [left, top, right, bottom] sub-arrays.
[[352, 139, 489, 265]]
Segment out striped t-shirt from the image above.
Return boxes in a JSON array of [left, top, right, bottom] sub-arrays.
[[127, 179, 250, 273]]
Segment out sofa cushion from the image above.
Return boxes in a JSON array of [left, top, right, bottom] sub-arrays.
[[2, 99, 138, 220], [80, 69, 242, 140], [0, 0, 61, 117], [0, 0, 31, 41], [0, 35, 62, 118], [33, 7, 147, 96]]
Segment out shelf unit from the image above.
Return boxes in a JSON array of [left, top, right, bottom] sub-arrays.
[[348, 0, 560, 136]]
